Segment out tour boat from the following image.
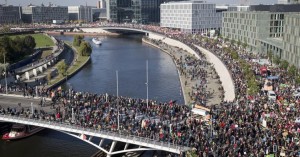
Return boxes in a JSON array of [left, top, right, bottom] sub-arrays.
[[92, 38, 102, 45], [2, 124, 44, 141]]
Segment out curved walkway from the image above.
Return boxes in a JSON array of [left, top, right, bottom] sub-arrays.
[[195, 45, 235, 102], [147, 33, 235, 103]]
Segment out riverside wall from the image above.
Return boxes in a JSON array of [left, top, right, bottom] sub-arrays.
[[147, 32, 235, 102]]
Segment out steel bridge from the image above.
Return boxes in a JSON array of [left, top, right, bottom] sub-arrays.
[[0, 114, 190, 157]]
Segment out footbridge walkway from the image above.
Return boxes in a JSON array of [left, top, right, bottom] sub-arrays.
[[0, 94, 190, 157]]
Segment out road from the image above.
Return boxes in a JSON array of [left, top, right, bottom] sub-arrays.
[[0, 94, 54, 113]]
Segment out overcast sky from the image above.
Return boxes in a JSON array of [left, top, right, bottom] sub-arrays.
[[5, 0, 278, 6]]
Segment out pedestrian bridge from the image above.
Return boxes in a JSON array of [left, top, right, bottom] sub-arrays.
[[0, 114, 190, 156]]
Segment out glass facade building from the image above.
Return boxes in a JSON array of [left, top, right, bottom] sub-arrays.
[[107, 0, 183, 24]]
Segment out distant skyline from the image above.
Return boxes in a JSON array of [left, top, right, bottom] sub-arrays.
[[4, 0, 278, 6]]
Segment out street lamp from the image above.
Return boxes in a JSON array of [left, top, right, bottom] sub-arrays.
[[3, 53, 8, 94]]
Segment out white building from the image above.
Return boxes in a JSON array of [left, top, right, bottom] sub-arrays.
[[22, 5, 68, 23], [160, 1, 225, 33], [97, 0, 106, 9], [68, 6, 94, 23], [278, 0, 300, 4]]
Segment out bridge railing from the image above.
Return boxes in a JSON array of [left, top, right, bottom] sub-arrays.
[[0, 114, 190, 153]]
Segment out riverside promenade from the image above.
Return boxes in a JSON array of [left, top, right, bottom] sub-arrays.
[[143, 37, 223, 106]]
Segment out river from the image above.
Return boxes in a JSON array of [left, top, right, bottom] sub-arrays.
[[0, 35, 184, 157]]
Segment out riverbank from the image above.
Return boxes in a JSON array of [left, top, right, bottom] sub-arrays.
[[45, 31, 120, 36], [142, 38, 223, 106], [46, 42, 90, 89]]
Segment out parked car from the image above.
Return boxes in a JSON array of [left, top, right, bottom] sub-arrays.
[[293, 88, 300, 98], [268, 90, 276, 101]]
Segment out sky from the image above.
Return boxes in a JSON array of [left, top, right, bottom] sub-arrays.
[[5, 0, 278, 6]]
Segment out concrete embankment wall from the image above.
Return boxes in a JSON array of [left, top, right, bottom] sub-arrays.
[[147, 32, 235, 102], [148, 33, 200, 59], [142, 38, 187, 105]]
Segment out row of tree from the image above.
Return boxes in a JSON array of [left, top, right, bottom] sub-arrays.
[[73, 35, 92, 56], [0, 35, 36, 63]]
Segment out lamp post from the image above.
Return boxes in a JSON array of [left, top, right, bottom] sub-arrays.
[[3, 53, 7, 94], [116, 70, 119, 131], [146, 60, 149, 108]]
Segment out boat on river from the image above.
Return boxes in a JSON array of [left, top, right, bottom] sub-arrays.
[[92, 38, 102, 45], [2, 124, 44, 141]]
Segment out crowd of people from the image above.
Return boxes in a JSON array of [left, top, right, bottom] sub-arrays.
[[0, 23, 299, 156]]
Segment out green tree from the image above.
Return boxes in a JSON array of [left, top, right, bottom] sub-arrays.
[[280, 60, 289, 70], [12, 36, 24, 52], [242, 42, 247, 51], [73, 35, 85, 46], [288, 65, 297, 77], [79, 41, 92, 56], [267, 50, 273, 60], [237, 39, 241, 48], [295, 75, 300, 85], [230, 39, 235, 46], [57, 60, 67, 76], [224, 37, 229, 43], [273, 55, 281, 65], [24, 35, 36, 49]]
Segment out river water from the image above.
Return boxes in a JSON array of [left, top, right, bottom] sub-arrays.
[[0, 35, 184, 157]]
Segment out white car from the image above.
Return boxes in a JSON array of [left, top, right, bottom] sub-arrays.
[[268, 90, 276, 101], [293, 88, 300, 97]]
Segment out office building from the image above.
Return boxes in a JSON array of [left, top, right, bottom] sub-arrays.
[[97, 0, 106, 9], [278, 0, 300, 4], [22, 4, 68, 23], [106, 0, 183, 24], [282, 14, 300, 68], [160, 1, 226, 33], [222, 4, 300, 68], [92, 8, 107, 21], [227, 6, 249, 11], [0, 5, 21, 24], [68, 6, 94, 22]]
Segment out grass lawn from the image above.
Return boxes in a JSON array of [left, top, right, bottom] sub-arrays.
[[40, 48, 53, 59], [10, 33, 55, 48]]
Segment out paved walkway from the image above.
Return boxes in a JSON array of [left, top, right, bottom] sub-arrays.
[[143, 38, 223, 106], [195, 45, 235, 102]]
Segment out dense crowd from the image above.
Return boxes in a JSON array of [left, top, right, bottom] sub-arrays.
[[0, 23, 299, 156]]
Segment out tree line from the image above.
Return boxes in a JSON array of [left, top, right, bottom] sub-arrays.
[[0, 35, 36, 64], [73, 35, 92, 56]]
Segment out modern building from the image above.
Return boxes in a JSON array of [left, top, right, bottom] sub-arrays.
[[97, 0, 106, 9], [0, 5, 22, 24], [282, 14, 300, 67], [160, 1, 226, 33], [22, 5, 68, 23], [68, 6, 95, 23], [106, 0, 183, 24], [278, 0, 300, 4], [92, 8, 107, 21], [227, 6, 249, 11], [222, 4, 300, 67]]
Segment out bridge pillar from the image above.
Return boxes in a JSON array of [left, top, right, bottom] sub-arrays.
[[124, 143, 129, 150], [109, 141, 117, 152], [99, 139, 104, 147]]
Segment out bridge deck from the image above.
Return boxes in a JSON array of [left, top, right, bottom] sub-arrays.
[[0, 114, 191, 154]]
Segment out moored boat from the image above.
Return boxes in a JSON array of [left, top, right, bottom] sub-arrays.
[[2, 124, 44, 141], [92, 38, 102, 45]]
